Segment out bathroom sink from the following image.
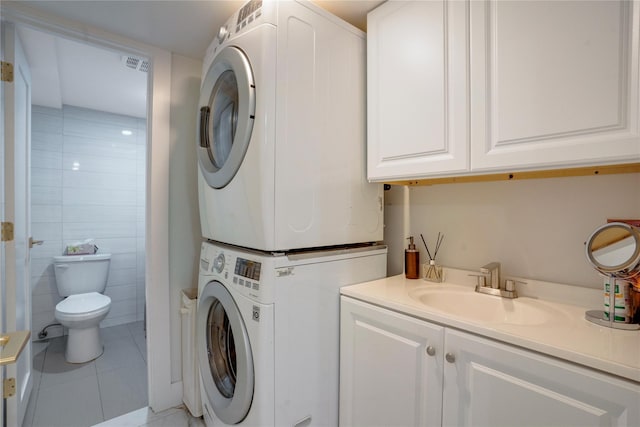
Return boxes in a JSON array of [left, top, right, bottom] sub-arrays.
[[408, 285, 562, 326]]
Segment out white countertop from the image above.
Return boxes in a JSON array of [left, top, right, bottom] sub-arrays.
[[341, 268, 640, 383]]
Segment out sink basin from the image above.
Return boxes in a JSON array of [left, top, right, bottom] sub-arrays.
[[408, 285, 562, 326]]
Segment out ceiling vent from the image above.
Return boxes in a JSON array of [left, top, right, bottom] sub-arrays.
[[122, 55, 150, 73]]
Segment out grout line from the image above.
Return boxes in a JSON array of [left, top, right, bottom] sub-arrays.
[[95, 351, 106, 423]]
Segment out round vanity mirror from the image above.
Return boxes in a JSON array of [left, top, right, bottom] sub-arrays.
[[585, 222, 640, 277]]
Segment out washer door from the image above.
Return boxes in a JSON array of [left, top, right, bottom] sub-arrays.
[[197, 281, 254, 424], [198, 46, 256, 189]]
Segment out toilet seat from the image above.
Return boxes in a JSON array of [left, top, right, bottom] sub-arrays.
[[56, 292, 111, 321]]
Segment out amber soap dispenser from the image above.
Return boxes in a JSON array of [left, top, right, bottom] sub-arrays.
[[405, 236, 420, 279]]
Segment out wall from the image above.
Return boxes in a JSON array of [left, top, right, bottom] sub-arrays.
[[384, 173, 640, 288], [168, 53, 202, 383], [30, 105, 146, 340]]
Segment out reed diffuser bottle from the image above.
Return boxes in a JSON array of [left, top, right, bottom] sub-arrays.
[[421, 232, 444, 283]]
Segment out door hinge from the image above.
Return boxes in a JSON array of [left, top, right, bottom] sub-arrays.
[[3, 378, 16, 398], [1, 222, 14, 242], [1, 61, 13, 82]]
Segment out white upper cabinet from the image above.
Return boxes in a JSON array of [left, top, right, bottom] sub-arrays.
[[367, 0, 640, 182], [471, 0, 640, 171], [367, 0, 469, 181]]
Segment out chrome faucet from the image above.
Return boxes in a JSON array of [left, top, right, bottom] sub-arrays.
[[469, 262, 522, 299], [480, 262, 501, 289]]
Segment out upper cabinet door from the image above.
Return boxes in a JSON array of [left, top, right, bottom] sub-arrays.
[[367, 0, 469, 181], [470, 0, 640, 171]]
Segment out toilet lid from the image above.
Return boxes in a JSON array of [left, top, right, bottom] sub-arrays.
[[56, 292, 111, 315]]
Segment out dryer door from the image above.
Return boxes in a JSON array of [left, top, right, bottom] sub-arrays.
[[198, 46, 256, 189], [197, 280, 254, 424]]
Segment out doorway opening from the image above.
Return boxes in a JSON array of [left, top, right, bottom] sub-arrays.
[[2, 5, 174, 425], [23, 25, 149, 426]]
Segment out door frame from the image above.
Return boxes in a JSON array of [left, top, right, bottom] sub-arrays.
[[1, 4, 180, 411], [2, 20, 33, 426]]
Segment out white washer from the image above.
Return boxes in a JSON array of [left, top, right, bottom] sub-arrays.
[[197, 240, 387, 426], [197, 0, 383, 252]]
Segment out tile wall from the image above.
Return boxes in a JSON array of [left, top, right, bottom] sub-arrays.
[[30, 105, 146, 339]]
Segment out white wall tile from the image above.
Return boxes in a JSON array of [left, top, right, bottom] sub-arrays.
[[31, 168, 62, 188], [31, 258, 54, 278], [106, 298, 137, 319], [32, 149, 63, 169], [30, 241, 64, 259], [107, 267, 137, 287], [32, 108, 63, 133], [31, 105, 147, 333], [63, 222, 137, 240], [63, 170, 137, 191], [63, 187, 137, 206], [32, 186, 62, 205], [31, 205, 63, 223], [31, 222, 63, 241], [110, 253, 137, 270], [62, 152, 137, 174], [64, 134, 138, 159], [63, 205, 137, 223], [71, 237, 137, 255], [31, 273, 58, 296], [105, 284, 136, 302], [32, 292, 63, 313], [32, 132, 63, 152], [63, 105, 138, 129]]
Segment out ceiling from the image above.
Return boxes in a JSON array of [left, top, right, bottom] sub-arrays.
[[7, 0, 383, 118]]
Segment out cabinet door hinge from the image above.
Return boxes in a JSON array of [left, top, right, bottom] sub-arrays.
[[1, 61, 14, 82], [3, 378, 16, 398], [1, 222, 14, 242]]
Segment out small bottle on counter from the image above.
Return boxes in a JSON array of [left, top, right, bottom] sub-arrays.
[[424, 259, 443, 283], [405, 236, 420, 279]]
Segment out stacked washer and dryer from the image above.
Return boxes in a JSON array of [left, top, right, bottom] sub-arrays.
[[195, 1, 386, 426]]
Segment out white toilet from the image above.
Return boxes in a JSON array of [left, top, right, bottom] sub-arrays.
[[53, 253, 112, 363]]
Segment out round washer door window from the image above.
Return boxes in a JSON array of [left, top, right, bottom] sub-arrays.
[[197, 46, 256, 189], [197, 281, 254, 424]]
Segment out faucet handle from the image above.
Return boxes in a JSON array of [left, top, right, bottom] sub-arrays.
[[468, 274, 487, 288], [504, 279, 527, 292]]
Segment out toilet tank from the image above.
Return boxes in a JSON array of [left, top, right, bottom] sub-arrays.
[[53, 253, 111, 296]]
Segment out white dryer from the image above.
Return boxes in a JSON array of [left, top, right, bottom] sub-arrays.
[[196, 240, 387, 426], [197, 0, 383, 251]]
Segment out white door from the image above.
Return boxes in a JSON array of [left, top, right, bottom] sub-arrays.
[[1, 21, 33, 427]]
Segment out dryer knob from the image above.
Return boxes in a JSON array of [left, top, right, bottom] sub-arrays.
[[213, 253, 225, 273], [217, 26, 228, 43]]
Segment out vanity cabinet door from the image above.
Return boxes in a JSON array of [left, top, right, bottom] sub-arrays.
[[366, 0, 469, 182], [470, 0, 640, 172], [442, 329, 640, 427], [339, 297, 444, 427]]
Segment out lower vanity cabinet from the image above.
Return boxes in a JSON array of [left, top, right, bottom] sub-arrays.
[[339, 297, 445, 427], [339, 296, 640, 427]]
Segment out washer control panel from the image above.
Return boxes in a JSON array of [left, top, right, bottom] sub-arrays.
[[233, 258, 262, 293]]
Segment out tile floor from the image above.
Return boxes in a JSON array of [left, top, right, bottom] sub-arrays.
[[94, 406, 204, 427], [24, 321, 149, 427]]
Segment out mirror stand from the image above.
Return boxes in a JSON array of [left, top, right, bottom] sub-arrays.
[[585, 274, 639, 330], [584, 222, 640, 331]]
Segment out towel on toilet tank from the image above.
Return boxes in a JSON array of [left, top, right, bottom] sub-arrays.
[[65, 238, 98, 255]]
